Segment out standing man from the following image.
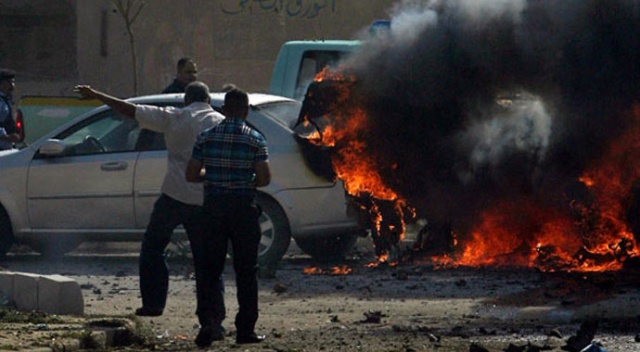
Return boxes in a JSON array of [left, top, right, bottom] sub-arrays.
[[74, 83, 226, 337], [162, 57, 198, 93], [0, 69, 21, 150], [186, 88, 269, 346]]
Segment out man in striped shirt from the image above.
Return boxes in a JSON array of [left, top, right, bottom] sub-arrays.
[[186, 87, 270, 346]]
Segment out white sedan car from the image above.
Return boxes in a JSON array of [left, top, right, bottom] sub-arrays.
[[0, 93, 365, 267]]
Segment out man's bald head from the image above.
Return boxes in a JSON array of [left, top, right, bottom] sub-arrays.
[[185, 81, 211, 105]]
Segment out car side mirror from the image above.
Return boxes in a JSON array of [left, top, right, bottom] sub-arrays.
[[38, 139, 66, 156]]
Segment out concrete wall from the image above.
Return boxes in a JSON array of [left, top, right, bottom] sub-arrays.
[[0, 0, 77, 96], [0, 0, 397, 100]]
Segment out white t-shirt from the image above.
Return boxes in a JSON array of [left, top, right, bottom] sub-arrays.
[[135, 102, 224, 205]]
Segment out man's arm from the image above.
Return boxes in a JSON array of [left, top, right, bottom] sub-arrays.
[[74, 85, 136, 119], [0, 130, 20, 143], [186, 158, 205, 183], [254, 160, 271, 187]]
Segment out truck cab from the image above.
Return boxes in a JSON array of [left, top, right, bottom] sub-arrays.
[[268, 40, 361, 101]]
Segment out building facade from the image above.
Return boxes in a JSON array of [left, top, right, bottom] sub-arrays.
[[0, 0, 396, 99]]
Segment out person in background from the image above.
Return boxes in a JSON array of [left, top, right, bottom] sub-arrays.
[[74, 82, 226, 340], [162, 57, 198, 93], [186, 87, 270, 346], [220, 83, 237, 93], [0, 69, 20, 150]]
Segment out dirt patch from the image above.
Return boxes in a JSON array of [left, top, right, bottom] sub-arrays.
[[2, 240, 640, 351]]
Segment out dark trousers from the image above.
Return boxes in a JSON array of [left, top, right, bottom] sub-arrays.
[[202, 194, 261, 336], [139, 194, 225, 326]]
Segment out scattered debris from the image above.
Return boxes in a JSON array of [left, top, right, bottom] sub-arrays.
[[578, 341, 607, 352], [273, 282, 287, 294], [563, 320, 599, 352], [360, 311, 385, 324], [478, 326, 496, 335], [80, 283, 95, 290], [470, 342, 490, 352], [394, 269, 409, 280], [503, 342, 551, 352], [504, 343, 526, 352]]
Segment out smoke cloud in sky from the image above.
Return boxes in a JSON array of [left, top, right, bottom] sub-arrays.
[[337, 0, 640, 230]]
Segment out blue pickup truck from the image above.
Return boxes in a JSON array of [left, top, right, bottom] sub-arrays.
[[268, 21, 390, 100], [268, 40, 361, 101]]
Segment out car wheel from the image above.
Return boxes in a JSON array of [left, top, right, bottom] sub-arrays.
[[0, 208, 14, 259], [29, 237, 82, 258], [294, 233, 359, 263], [256, 195, 291, 268]]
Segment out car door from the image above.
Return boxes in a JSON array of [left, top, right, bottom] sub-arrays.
[[27, 110, 140, 229], [132, 129, 167, 227]]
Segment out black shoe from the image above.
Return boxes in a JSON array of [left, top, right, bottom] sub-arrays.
[[195, 326, 224, 348], [236, 332, 266, 344], [135, 307, 163, 317]]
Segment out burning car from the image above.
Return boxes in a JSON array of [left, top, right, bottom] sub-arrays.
[[285, 0, 640, 273], [294, 74, 411, 262], [293, 68, 640, 272]]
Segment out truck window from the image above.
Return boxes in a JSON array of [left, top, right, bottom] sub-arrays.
[[294, 50, 346, 101]]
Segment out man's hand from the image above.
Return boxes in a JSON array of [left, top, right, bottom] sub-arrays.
[[74, 85, 99, 100], [72, 85, 137, 119], [186, 158, 205, 183]]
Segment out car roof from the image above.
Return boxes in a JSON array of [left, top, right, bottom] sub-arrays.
[[126, 92, 296, 107]]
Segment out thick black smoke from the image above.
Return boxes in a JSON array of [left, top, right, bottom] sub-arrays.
[[336, 0, 640, 232]]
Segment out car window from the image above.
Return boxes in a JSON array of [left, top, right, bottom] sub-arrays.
[[53, 102, 183, 156], [256, 101, 302, 129], [49, 110, 140, 157], [295, 50, 346, 101]]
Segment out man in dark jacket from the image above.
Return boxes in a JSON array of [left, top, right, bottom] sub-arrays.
[[0, 69, 20, 150], [162, 57, 198, 93]]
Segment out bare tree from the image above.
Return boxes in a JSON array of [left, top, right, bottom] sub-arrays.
[[112, 0, 146, 95]]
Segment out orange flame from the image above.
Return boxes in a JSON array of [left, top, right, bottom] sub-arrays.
[[435, 106, 640, 272], [307, 66, 640, 272], [304, 68, 412, 262], [303, 265, 353, 275]]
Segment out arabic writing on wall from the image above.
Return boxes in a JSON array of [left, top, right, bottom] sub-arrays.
[[221, 0, 337, 19]]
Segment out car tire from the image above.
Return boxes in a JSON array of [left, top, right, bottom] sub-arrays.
[[29, 237, 82, 259], [0, 208, 14, 259], [256, 194, 291, 269], [294, 233, 359, 263]]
